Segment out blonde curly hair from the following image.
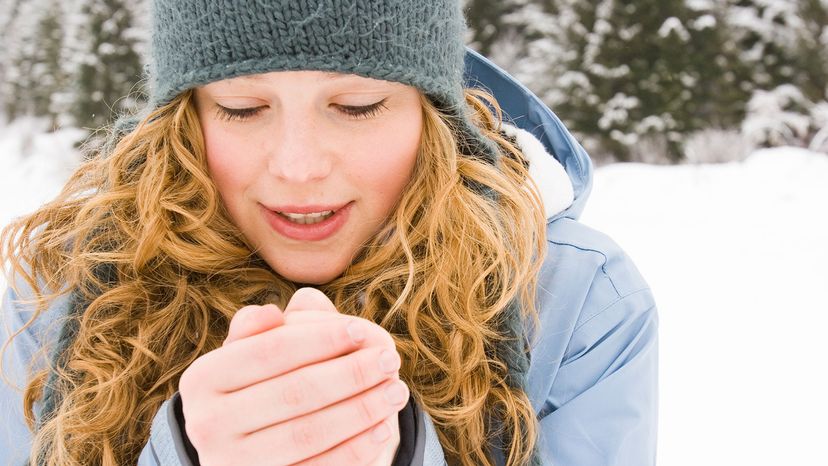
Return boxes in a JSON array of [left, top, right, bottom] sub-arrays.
[[1, 86, 547, 466]]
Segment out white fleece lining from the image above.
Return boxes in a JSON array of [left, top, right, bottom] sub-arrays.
[[501, 123, 575, 219]]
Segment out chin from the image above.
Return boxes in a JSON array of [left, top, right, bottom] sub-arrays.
[[273, 263, 345, 286]]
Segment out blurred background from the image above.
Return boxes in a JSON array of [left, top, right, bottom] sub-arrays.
[[1, 0, 826, 464]]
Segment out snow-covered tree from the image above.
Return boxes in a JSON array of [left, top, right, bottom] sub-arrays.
[[724, 0, 828, 150], [0, 0, 147, 130], [66, 0, 145, 130], [1, 0, 68, 125], [553, 0, 740, 161], [725, 1, 805, 93], [791, 0, 828, 101], [466, 0, 747, 161]]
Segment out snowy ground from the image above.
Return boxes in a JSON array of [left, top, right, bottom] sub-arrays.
[[580, 149, 828, 466], [0, 117, 85, 236], [1, 119, 827, 464]]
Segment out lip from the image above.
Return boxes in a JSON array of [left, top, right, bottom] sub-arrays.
[[261, 202, 353, 242], [265, 202, 351, 214]]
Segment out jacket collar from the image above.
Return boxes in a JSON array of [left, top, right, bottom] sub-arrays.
[[464, 48, 593, 221], [502, 123, 575, 219]]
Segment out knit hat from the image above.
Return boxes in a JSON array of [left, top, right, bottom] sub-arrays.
[[114, 0, 499, 163]]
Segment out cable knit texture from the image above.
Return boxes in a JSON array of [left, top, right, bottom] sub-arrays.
[[151, 1, 461, 107], [125, 0, 500, 163]]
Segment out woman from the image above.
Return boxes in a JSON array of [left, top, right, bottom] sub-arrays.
[[0, 1, 658, 465]]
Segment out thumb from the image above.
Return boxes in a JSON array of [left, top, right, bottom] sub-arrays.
[[284, 287, 338, 315], [223, 304, 285, 346]]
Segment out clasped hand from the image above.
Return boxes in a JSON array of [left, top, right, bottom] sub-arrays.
[[179, 288, 407, 465]]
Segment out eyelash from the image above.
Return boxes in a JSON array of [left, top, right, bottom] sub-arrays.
[[214, 100, 389, 122]]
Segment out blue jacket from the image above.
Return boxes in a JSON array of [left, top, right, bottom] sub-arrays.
[[1, 50, 658, 465]]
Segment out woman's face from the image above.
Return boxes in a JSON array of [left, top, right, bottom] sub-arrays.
[[194, 71, 423, 284]]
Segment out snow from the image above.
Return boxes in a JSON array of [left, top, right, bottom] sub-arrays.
[[0, 117, 85, 267], [742, 85, 813, 147], [1, 119, 827, 464], [581, 147, 828, 466], [691, 14, 717, 30], [658, 17, 691, 41]]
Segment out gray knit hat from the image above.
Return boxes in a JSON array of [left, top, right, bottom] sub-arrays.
[[123, 0, 498, 162]]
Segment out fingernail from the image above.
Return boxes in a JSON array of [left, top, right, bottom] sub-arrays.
[[371, 422, 390, 443], [378, 350, 400, 374], [347, 321, 365, 344], [384, 380, 408, 405]]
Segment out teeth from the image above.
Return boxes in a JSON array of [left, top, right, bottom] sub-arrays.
[[277, 210, 334, 225]]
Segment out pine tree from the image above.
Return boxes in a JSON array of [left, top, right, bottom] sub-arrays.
[[465, 0, 527, 56], [66, 0, 145, 130], [725, 0, 828, 147], [791, 0, 828, 102], [1, 0, 52, 121], [32, 0, 69, 124], [545, 0, 740, 161], [0, 0, 20, 121], [725, 0, 804, 94]]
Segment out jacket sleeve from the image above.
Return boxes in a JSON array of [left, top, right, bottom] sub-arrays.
[[1, 283, 43, 466], [0, 280, 193, 466], [536, 288, 659, 465], [136, 394, 196, 466], [417, 294, 659, 466]]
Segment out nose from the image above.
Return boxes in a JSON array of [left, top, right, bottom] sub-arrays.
[[267, 115, 332, 183]]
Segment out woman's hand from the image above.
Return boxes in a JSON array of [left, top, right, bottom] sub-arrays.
[[179, 288, 406, 465], [281, 289, 402, 466]]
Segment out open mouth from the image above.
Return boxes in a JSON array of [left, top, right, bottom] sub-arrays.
[[275, 210, 335, 225], [262, 202, 353, 242]]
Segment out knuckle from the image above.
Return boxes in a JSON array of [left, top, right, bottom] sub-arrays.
[[185, 411, 218, 446], [179, 358, 206, 394], [291, 418, 323, 448], [189, 405, 218, 429], [342, 438, 366, 464], [253, 333, 284, 365], [178, 370, 195, 394], [349, 354, 370, 389], [366, 320, 395, 347], [263, 333, 285, 357], [355, 394, 378, 426], [324, 323, 345, 353], [279, 374, 311, 409], [231, 305, 255, 323]]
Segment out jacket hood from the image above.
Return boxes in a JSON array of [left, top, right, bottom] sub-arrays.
[[463, 48, 593, 221]]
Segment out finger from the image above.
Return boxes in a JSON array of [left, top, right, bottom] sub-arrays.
[[284, 312, 396, 350], [241, 379, 410, 464], [284, 310, 341, 325], [285, 287, 338, 315], [295, 417, 400, 466], [199, 319, 372, 392], [224, 304, 285, 346], [224, 345, 401, 434]]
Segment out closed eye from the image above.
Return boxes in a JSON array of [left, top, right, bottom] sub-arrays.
[[335, 99, 388, 120], [213, 105, 266, 122], [213, 99, 389, 122]]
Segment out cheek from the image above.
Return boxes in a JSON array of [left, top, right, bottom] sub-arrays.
[[356, 112, 422, 204], [202, 124, 258, 207]]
